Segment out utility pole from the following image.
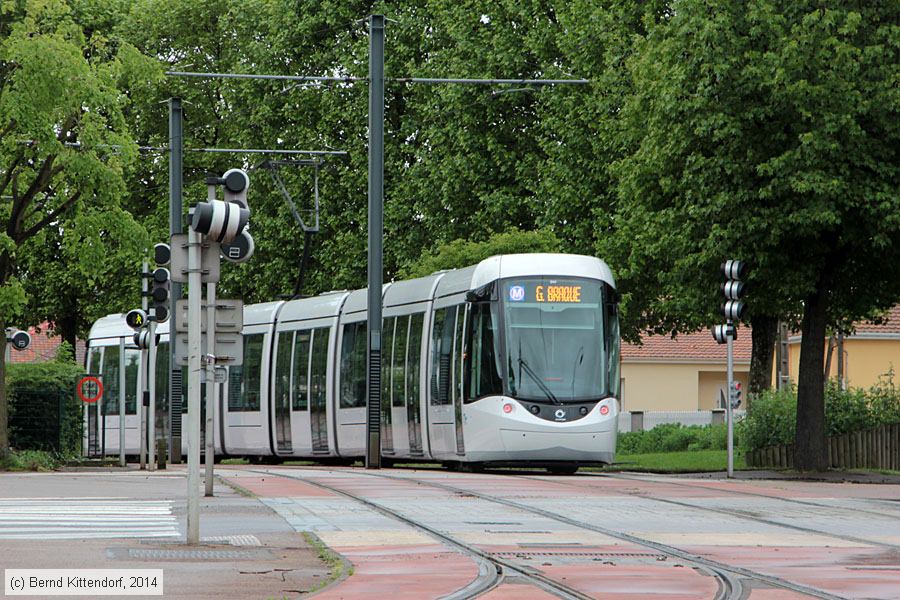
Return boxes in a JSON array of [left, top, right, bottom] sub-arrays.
[[169, 97, 183, 465], [186, 226, 202, 545], [140, 260, 149, 470], [366, 14, 385, 469], [118, 337, 126, 468]]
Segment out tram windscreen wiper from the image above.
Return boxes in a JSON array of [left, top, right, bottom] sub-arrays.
[[517, 357, 560, 405]]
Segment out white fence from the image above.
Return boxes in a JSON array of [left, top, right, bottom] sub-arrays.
[[618, 410, 747, 433]]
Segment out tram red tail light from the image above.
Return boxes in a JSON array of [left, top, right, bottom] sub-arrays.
[[599, 404, 610, 416], [502, 403, 514, 414]]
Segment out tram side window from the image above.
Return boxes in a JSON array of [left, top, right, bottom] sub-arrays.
[[381, 317, 395, 409], [430, 307, 456, 406], [101, 345, 119, 414], [229, 333, 263, 411], [274, 332, 293, 411], [392, 316, 408, 408], [292, 331, 311, 410], [340, 322, 367, 408], [453, 306, 465, 404], [124, 349, 139, 415], [466, 303, 502, 403], [309, 328, 330, 409], [407, 313, 423, 407]]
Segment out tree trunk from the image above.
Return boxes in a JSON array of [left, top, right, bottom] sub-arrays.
[[749, 314, 778, 396], [0, 319, 8, 461], [794, 287, 829, 471]]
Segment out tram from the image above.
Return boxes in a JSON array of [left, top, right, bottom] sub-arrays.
[[83, 253, 620, 472]]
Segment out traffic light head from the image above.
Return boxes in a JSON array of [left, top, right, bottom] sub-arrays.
[[8, 329, 31, 351], [222, 168, 250, 209], [731, 381, 743, 408], [125, 308, 148, 330], [719, 258, 747, 323], [151, 267, 170, 323], [191, 200, 249, 243]]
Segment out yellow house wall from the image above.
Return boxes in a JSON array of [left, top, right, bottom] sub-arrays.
[[788, 337, 900, 389], [621, 362, 750, 412]]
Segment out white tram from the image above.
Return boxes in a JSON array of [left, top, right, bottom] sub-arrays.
[[83, 253, 621, 472]]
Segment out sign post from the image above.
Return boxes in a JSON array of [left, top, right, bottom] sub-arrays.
[[118, 337, 126, 468]]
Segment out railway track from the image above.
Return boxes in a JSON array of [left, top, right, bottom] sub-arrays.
[[348, 469, 850, 599], [510, 472, 900, 552], [592, 472, 900, 521], [251, 467, 855, 599], [248, 468, 593, 600]]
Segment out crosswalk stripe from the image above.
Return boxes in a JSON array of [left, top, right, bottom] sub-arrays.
[[0, 499, 180, 540]]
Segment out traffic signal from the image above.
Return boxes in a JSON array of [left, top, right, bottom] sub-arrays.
[[151, 267, 170, 323], [7, 329, 31, 351], [133, 329, 159, 349], [720, 259, 747, 322], [191, 200, 249, 243], [222, 168, 249, 209], [125, 309, 148, 330], [711, 323, 736, 344], [731, 381, 742, 408]]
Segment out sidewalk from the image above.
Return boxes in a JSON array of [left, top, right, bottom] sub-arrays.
[[0, 467, 332, 599]]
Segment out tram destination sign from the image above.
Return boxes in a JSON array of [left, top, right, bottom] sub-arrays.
[[505, 280, 598, 304]]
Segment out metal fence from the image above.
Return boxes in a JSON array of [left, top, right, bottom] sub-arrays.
[[9, 387, 82, 453], [618, 410, 747, 433]]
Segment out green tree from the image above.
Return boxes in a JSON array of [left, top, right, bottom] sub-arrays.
[[610, 2, 899, 470], [401, 227, 560, 278], [0, 0, 155, 458]]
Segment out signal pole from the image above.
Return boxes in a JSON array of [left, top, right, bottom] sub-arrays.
[[713, 260, 747, 479]]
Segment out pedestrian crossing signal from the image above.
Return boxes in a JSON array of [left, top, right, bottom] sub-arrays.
[[125, 309, 148, 330]]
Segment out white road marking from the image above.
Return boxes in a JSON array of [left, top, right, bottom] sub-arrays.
[[0, 499, 180, 540]]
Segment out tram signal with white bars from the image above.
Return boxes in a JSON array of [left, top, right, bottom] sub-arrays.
[[133, 329, 158, 350], [191, 169, 251, 243]]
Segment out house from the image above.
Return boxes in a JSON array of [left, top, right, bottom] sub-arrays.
[[786, 306, 900, 390], [620, 329, 751, 412]]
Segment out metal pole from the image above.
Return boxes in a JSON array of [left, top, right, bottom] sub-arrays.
[[140, 261, 148, 470], [204, 181, 217, 496], [118, 337, 126, 467], [726, 321, 734, 479], [169, 97, 183, 465], [148, 319, 157, 471], [205, 281, 215, 496], [186, 227, 202, 544], [366, 14, 385, 470]]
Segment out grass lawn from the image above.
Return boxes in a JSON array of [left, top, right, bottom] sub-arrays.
[[593, 449, 748, 473]]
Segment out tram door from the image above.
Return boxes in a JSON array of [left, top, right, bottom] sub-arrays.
[[273, 331, 293, 454], [85, 348, 102, 457], [453, 306, 466, 456], [309, 328, 330, 453], [406, 313, 424, 455]]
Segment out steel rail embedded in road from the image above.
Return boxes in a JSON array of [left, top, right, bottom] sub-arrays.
[[248, 469, 595, 600], [591, 471, 900, 521], [516, 472, 900, 552], [351, 469, 847, 600]]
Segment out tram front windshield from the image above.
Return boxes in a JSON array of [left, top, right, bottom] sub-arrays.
[[501, 277, 618, 404]]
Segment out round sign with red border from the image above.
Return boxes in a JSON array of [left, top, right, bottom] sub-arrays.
[[77, 375, 103, 403]]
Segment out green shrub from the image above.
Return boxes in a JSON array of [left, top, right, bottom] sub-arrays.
[[7, 345, 83, 454], [618, 422, 728, 454], [740, 370, 900, 452], [738, 388, 797, 451], [0, 449, 61, 471]]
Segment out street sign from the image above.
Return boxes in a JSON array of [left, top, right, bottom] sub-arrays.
[[173, 331, 243, 366], [174, 299, 243, 334], [76, 375, 104, 404], [221, 231, 255, 263], [169, 233, 221, 283], [125, 309, 148, 330]]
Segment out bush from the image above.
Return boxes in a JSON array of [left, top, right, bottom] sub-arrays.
[[618, 422, 728, 454], [7, 345, 83, 455], [0, 449, 61, 471], [740, 370, 900, 452]]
